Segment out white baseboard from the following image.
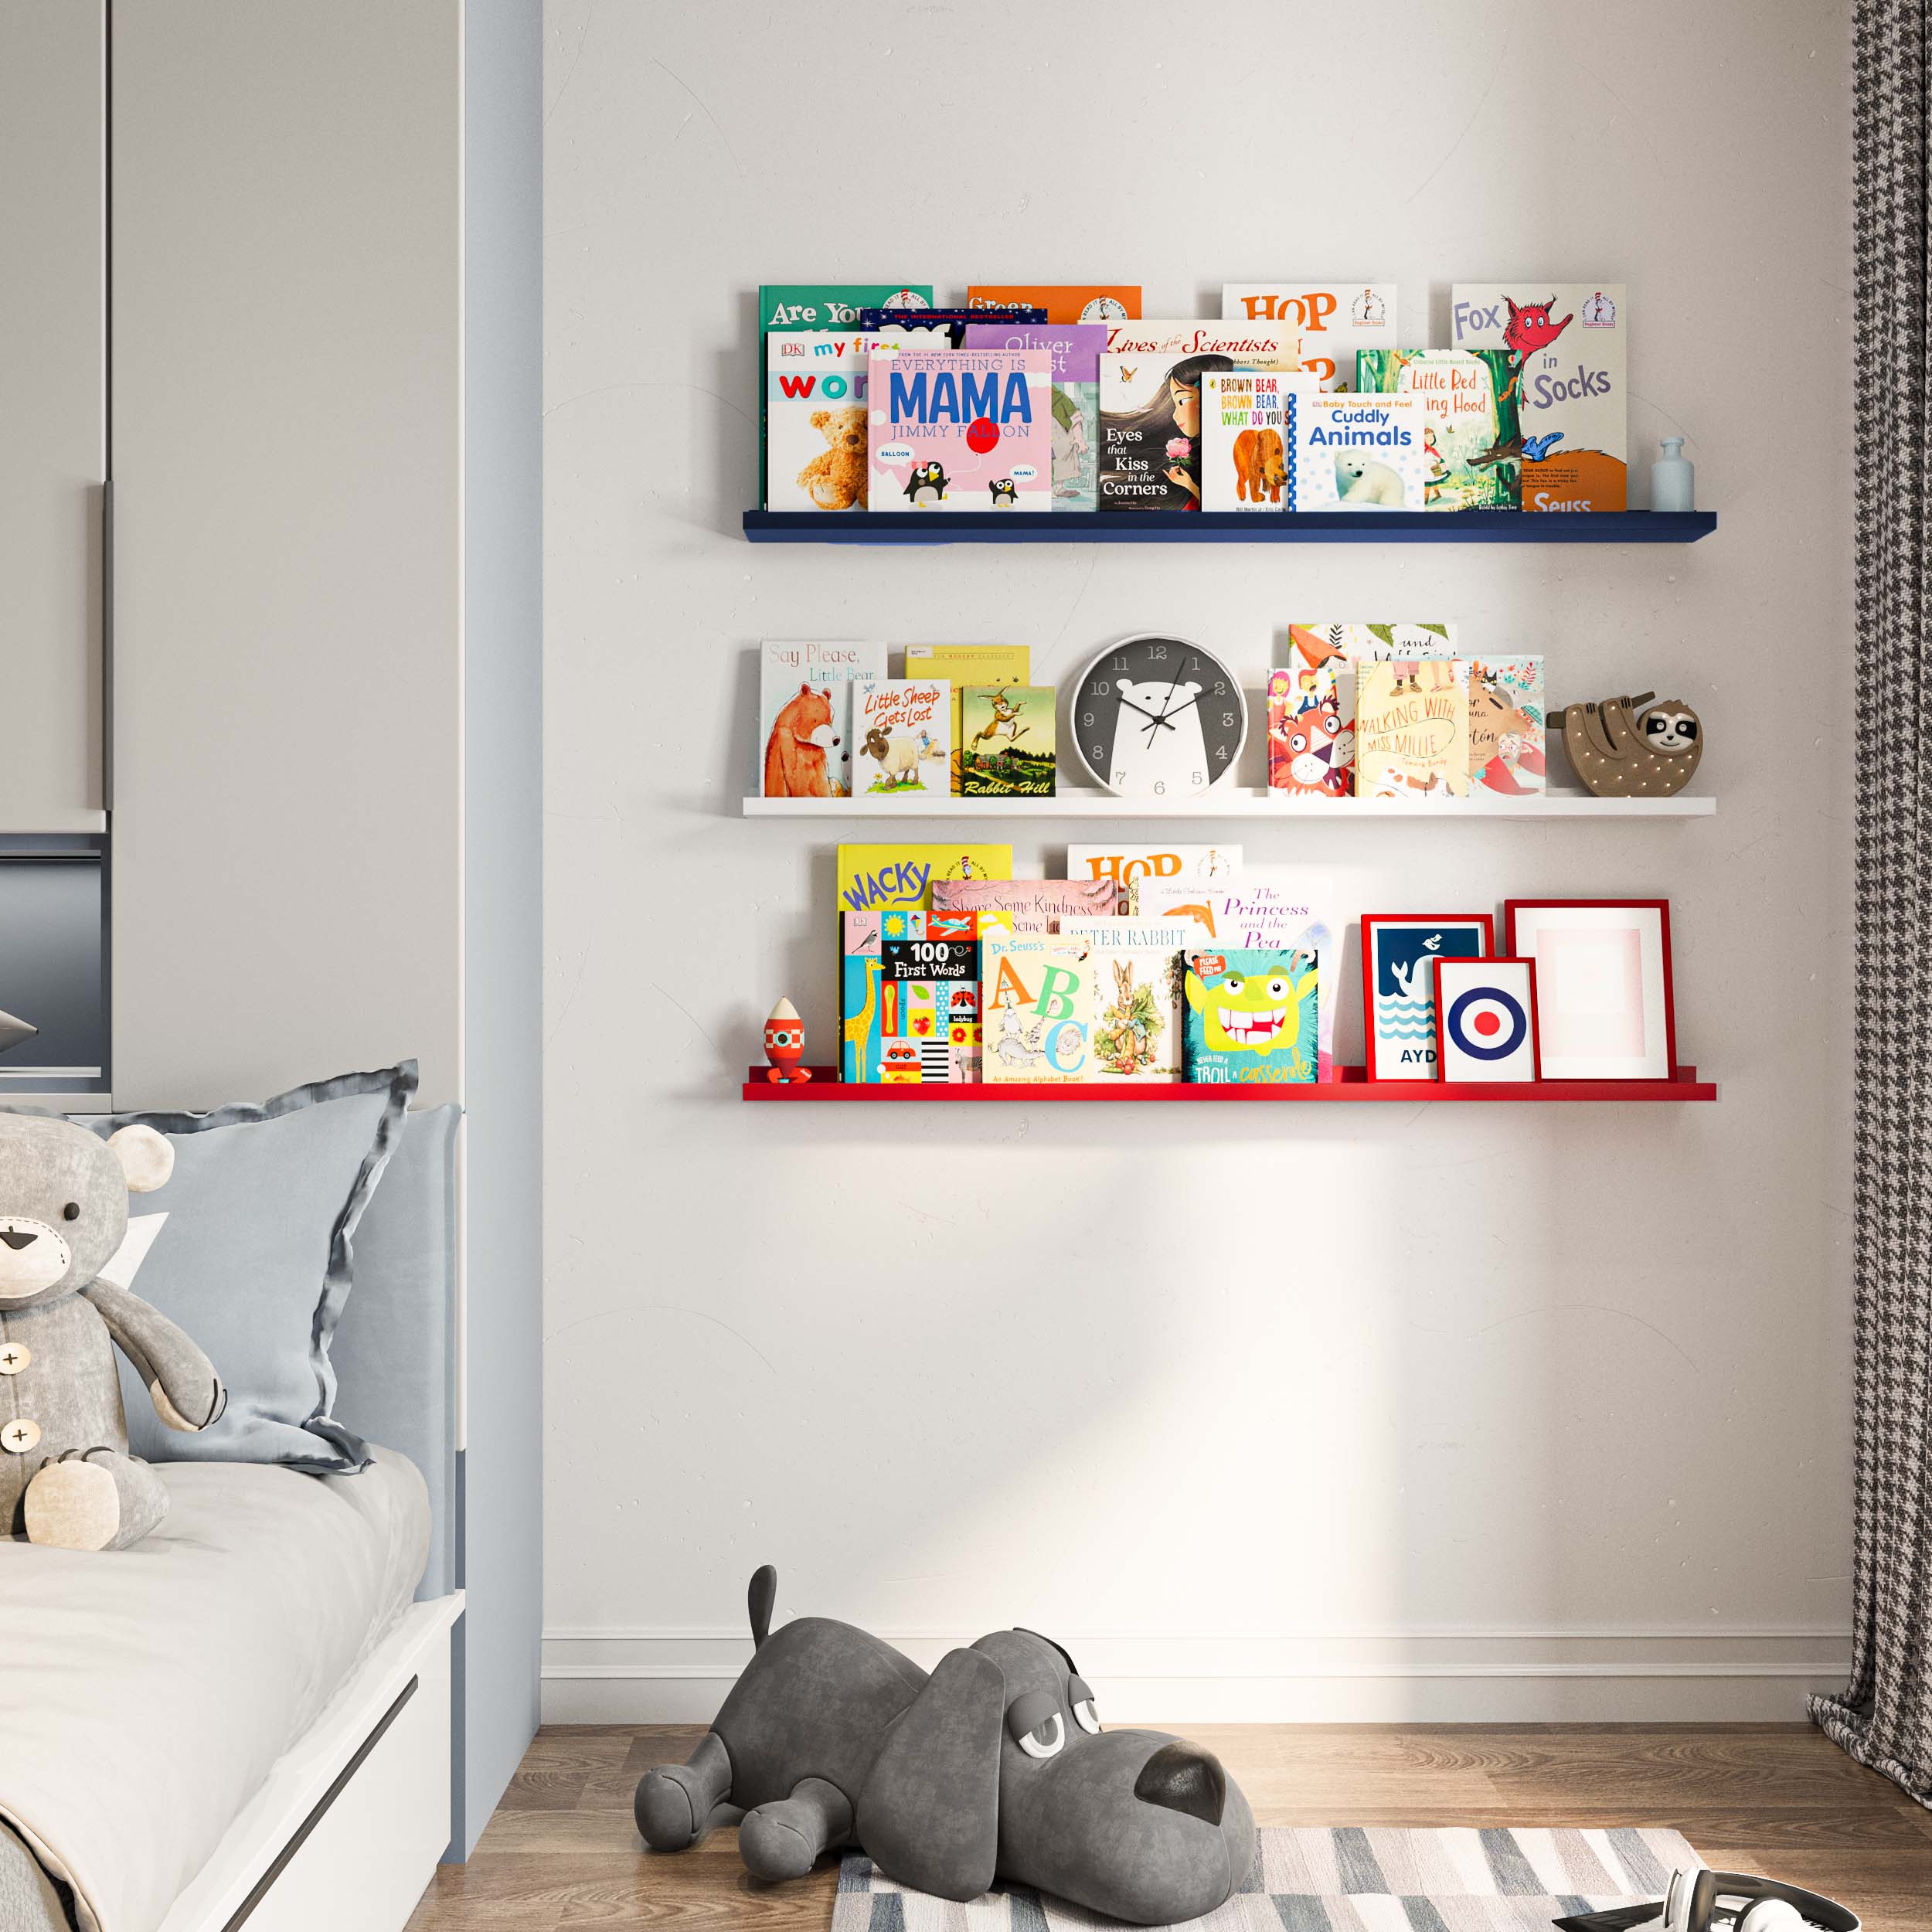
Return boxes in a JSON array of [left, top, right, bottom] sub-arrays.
[[540, 1626, 1852, 1726]]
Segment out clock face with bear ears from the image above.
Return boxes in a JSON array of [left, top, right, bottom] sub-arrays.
[[1073, 635, 1247, 798]]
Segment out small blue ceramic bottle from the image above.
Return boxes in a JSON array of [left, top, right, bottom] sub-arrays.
[[1651, 437, 1694, 512]]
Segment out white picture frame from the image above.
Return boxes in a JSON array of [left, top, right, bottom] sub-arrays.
[[1504, 900, 1676, 1080]]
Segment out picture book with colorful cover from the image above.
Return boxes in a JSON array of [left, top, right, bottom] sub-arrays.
[[859, 305, 1045, 347], [1182, 947, 1321, 1084], [1267, 670, 1350, 800], [758, 284, 932, 505], [1219, 284, 1399, 390], [1465, 655, 1546, 795], [850, 680, 951, 796], [981, 935, 1094, 1083], [962, 324, 1107, 509], [1356, 349, 1520, 510], [968, 285, 1141, 323], [758, 640, 887, 798], [1355, 658, 1471, 799], [1066, 844, 1241, 892], [929, 877, 1121, 934], [869, 349, 1053, 513], [1060, 917, 1213, 1082], [1291, 393, 1429, 510], [959, 686, 1056, 797], [874, 907, 982, 1083], [1103, 321, 1301, 366], [842, 909, 883, 1082], [765, 332, 886, 512], [1450, 284, 1627, 510], [1201, 370, 1320, 512], [1128, 880, 1340, 1080], [903, 645, 1031, 784]]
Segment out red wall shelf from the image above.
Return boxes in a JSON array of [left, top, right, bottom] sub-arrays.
[[743, 1066, 1717, 1104]]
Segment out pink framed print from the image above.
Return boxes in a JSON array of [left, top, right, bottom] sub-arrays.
[[1433, 957, 1540, 1081], [1503, 900, 1676, 1080], [1360, 913, 1495, 1080]]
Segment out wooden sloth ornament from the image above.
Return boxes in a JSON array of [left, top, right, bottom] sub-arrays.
[[1547, 690, 1703, 798]]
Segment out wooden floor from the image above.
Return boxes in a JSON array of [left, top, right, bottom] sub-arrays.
[[406, 1723, 1932, 1931]]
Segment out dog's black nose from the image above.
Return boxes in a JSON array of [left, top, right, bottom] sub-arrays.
[[0, 1229, 36, 1250], [1134, 1741, 1226, 1827]]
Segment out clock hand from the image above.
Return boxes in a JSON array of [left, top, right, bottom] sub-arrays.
[[1117, 696, 1175, 730]]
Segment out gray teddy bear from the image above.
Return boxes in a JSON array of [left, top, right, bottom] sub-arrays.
[[0, 1112, 226, 1551], [636, 1567, 1256, 1924]]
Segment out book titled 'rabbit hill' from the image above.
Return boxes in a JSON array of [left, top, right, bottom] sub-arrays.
[[868, 349, 1053, 512], [959, 686, 1056, 798], [1356, 349, 1520, 510], [1291, 393, 1429, 510], [1450, 284, 1627, 510]]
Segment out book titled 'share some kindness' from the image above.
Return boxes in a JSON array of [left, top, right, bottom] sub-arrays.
[[867, 349, 1053, 512]]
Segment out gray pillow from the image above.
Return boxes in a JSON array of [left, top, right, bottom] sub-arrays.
[[86, 1063, 417, 1472]]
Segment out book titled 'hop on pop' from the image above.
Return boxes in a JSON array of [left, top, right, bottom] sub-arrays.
[[867, 349, 1053, 512]]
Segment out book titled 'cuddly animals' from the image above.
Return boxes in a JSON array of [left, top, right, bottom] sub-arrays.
[[850, 681, 951, 796], [1357, 350, 1520, 510], [1183, 948, 1320, 1083], [1291, 394, 1429, 511], [868, 349, 1053, 512], [1450, 284, 1627, 510]]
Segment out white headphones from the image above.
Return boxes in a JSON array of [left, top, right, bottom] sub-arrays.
[[1661, 1869, 1859, 1932]]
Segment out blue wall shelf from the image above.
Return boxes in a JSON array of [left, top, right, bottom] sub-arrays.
[[742, 509, 1717, 546]]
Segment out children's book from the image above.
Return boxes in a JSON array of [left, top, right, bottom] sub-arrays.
[[841, 910, 884, 1082], [1182, 947, 1320, 1084], [1450, 284, 1627, 510], [959, 686, 1056, 797], [1219, 284, 1399, 390], [1201, 370, 1319, 512], [968, 285, 1141, 324], [1357, 349, 1520, 510], [1270, 625, 1455, 801], [758, 640, 887, 798], [869, 349, 1053, 512], [1355, 659, 1471, 799], [870, 907, 981, 1083], [1066, 844, 1241, 892], [850, 680, 951, 796], [981, 934, 1094, 1083], [764, 332, 886, 512], [860, 305, 1044, 347], [962, 324, 1107, 509], [1291, 393, 1429, 511], [1464, 655, 1546, 795], [930, 877, 1121, 933], [1103, 321, 1301, 365], [1128, 881, 1339, 1080], [1060, 917, 1213, 1083], [903, 645, 1032, 785], [758, 284, 932, 505]]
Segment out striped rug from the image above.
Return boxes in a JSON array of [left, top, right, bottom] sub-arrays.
[[832, 1826, 1697, 1932]]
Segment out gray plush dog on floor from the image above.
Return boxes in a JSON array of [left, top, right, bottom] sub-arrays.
[[0, 1113, 226, 1550], [635, 1568, 1256, 1924]]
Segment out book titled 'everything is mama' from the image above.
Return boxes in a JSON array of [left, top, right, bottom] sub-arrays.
[[868, 350, 1053, 512]]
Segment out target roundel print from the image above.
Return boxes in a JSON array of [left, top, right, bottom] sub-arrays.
[[1432, 957, 1541, 1082]]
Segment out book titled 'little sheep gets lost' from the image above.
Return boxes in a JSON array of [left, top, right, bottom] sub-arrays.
[[868, 349, 1053, 512]]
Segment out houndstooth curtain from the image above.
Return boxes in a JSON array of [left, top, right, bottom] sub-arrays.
[[1809, 0, 1932, 1801]]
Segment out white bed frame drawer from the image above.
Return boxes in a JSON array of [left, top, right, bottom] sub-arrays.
[[158, 1594, 462, 1932]]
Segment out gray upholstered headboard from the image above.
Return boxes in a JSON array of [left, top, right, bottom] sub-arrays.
[[329, 1103, 461, 1601]]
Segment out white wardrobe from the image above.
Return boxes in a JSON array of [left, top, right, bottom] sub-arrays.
[[0, 0, 542, 1858]]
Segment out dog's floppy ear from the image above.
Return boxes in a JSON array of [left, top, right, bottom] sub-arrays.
[[855, 1647, 1003, 1901]]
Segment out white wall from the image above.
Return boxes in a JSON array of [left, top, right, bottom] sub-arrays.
[[543, 0, 1853, 1721]]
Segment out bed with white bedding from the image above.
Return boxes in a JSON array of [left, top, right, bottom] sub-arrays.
[[0, 1449, 429, 1932]]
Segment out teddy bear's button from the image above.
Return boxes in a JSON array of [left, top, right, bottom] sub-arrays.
[[2, 1417, 40, 1453], [0, 1342, 27, 1375]]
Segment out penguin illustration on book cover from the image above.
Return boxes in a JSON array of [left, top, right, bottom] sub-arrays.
[[903, 460, 949, 505], [988, 478, 1018, 509]]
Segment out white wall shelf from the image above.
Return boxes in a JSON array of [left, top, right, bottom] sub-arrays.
[[742, 787, 1715, 821]]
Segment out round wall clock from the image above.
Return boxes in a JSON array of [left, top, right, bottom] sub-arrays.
[[1073, 634, 1247, 798]]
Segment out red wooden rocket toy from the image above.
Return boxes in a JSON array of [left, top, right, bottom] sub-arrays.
[[763, 998, 811, 1083]]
